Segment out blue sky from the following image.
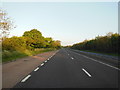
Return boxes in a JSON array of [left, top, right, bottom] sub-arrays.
[[2, 2, 118, 46]]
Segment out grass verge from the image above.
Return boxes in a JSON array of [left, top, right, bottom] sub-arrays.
[[2, 48, 57, 63], [32, 48, 57, 55], [2, 50, 28, 62]]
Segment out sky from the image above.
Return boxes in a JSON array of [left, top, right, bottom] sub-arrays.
[[1, 2, 118, 46]]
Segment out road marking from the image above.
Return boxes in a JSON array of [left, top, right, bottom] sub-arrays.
[[82, 55, 120, 71], [44, 60, 47, 63], [21, 75, 31, 82], [71, 57, 74, 59], [46, 50, 59, 62], [82, 68, 92, 77], [41, 63, 44, 66], [68, 54, 69, 55], [72, 51, 120, 71], [34, 67, 39, 71]]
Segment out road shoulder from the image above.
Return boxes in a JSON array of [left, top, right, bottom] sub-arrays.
[[2, 50, 58, 88]]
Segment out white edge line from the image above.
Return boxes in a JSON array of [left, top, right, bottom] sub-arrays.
[[21, 75, 31, 82], [34, 67, 39, 71], [82, 68, 92, 77], [73, 51, 120, 71], [82, 54, 120, 71]]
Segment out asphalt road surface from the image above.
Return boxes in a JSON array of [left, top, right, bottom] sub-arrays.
[[13, 48, 119, 88]]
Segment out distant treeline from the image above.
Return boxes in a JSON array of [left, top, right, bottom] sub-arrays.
[[71, 32, 120, 54], [2, 29, 61, 55]]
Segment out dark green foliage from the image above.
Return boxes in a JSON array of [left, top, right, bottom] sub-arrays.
[[71, 33, 120, 54], [23, 29, 43, 39], [2, 29, 61, 51], [23, 29, 45, 48], [2, 29, 61, 62]]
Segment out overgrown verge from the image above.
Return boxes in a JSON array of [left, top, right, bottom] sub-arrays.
[[2, 29, 61, 63], [2, 48, 56, 62], [2, 50, 27, 62]]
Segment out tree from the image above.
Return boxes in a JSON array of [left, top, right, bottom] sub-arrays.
[[2, 36, 27, 51], [44, 37, 53, 48], [0, 9, 15, 39], [23, 29, 43, 39], [51, 40, 61, 48], [71, 32, 120, 54], [106, 32, 113, 37], [23, 29, 46, 48]]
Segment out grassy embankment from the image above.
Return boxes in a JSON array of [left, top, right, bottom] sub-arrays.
[[2, 48, 57, 62]]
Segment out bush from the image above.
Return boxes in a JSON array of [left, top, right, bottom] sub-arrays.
[[71, 33, 120, 54]]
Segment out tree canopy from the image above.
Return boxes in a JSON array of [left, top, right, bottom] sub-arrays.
[[0, 9, 15, 39], [71, 32, 120, 54], [2, 29, 61, 53]]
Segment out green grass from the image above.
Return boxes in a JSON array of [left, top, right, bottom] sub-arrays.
[[31, 48, 57, 55], [2, 48, 57, 62], [79, 49, 120, 57], [2, 50, 28, 62]]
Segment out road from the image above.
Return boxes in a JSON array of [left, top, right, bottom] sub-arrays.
[[13, 48, 119, 88]]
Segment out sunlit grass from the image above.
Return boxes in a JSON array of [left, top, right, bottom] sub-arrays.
[[2, 50, 28, 62], [2, 48, 56, 62], [32, 48, 56, 55]]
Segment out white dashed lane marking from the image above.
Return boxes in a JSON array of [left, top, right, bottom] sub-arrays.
[[21, 50, 60, 83], [82, 68, 92, 77], [41, 63, 44, 66], [50, 56, 52, 58], [34, 67, 39, 72], [71, 57, 74, 59], [44, 60, 47, 63], [72, 51, 120, 71], [21, 75, 31, 82]]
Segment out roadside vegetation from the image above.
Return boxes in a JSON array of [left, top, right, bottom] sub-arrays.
[[2, 29, 61, 62], [0, 9, 61, 62], [71, 32, 120, 56]]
